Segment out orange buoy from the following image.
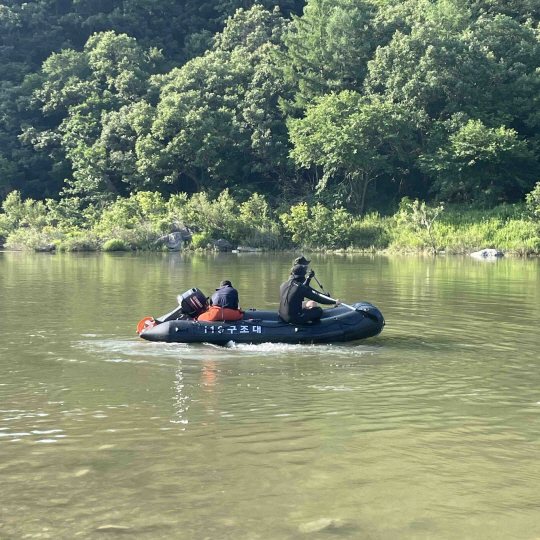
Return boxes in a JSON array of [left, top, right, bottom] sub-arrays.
[[137, 317, 156, 334]]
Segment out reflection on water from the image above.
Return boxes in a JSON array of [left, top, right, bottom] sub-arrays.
[[1, 252, 540, 539]]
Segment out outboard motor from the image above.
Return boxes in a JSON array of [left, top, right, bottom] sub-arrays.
[[151, 288, 208, 325], [177, 288, 208, 318]]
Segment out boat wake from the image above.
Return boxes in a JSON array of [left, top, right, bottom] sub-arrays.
[[223, 340, 380, 357], [73, 336, 380, 363]]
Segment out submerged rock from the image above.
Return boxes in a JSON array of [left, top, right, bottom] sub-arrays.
[[156, 232, 184, 251], [236, 246, 257, 252], [470, 248, 504, 259], [299, 518, 345, 534]]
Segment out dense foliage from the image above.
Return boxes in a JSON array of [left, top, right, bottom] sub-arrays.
[[2, 0, 540, 249], [2, 188, 539, 254]]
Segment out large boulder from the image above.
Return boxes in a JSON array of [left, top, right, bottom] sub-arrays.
[[470, 248, 504, 259], [171, 225, 192, 242], [211, 238, 234, 252], [156, 232, 184, 251]]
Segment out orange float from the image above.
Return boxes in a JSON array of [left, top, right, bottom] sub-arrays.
[[136, 317, 156, 334]]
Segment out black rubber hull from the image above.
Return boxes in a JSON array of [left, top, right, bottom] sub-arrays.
[[140, 303, 384, 344]]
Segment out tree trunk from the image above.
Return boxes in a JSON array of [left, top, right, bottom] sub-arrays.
[[359, 174, 369, 216], [103, 175, 119, 197], [351, 171, 371, 216]]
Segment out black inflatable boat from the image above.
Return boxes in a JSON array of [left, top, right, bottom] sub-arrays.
[[138, 288, 384, 344]]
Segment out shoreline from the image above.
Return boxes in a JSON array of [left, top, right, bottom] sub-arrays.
[[2, 193, 539, 257], [1, 246, 538, 257]]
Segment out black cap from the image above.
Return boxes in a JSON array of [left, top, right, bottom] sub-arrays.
[[294, 256, 311, 265], [216, 280, 232, 290], [290, 264, 307, 277]]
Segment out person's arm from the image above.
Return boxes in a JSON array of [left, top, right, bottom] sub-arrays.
[[302, 285, 336, 305], [304, 269, 314, 287]]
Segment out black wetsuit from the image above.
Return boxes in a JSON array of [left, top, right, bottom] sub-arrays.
[[279, 278, 335, 324]]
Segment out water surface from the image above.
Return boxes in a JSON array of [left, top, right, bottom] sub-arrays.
[[1, 252, 539, 539]]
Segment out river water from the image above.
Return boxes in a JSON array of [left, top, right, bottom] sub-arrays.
[[0, 252, 539, 539]]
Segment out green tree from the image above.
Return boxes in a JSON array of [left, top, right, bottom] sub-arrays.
[[134, 6, 294, 195], [27, 31, 164, 203], [289, 91, 418, 214], [365, 10, 540, 130], [283, 0, 377, 106], [1, 0, 307, 204], [419, 119, 538, 204], [364, 6, 540, 202], [0, 153, 21, 198]]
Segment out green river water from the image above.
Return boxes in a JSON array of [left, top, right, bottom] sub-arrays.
[[0, 252, 539, 539]]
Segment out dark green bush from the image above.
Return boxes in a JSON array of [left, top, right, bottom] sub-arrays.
[[103, 238, 129, 252], [191, 232, 212, 249]]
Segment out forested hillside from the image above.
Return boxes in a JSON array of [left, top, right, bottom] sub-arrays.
[[1, 0, 540, 251]]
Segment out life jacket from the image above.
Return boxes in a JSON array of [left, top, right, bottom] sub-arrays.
[[198, 306, 244, 322]]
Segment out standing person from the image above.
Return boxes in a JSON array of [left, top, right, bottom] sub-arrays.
[[279, 265, 340, 324], [198, 280, 243, 321]]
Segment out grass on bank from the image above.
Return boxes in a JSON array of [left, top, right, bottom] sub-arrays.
[[1, 189, 539, 255]]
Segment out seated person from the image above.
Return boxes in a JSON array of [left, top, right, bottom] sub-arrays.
[[292, 256, 317, 288], [294, 255, 311, 266], [279, 265, 340, 324], [198, 280, 244, 321]]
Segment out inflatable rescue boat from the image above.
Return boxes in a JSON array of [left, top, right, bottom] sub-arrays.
[[138, 288, 385, 345]]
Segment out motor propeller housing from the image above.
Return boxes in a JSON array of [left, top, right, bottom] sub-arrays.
[[177, 288, 208, 318]]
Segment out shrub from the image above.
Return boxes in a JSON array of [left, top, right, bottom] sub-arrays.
[[400, 205, 539, 254], [0, 214, 11, 244], [396, 198, 445, 252], [102, 238, 129, 251], [1, 190, 48, 230], [104, 223, 160, 250], [60, 230, 100, 252], [526, 182, 540, 221], [4, 226, 63, 251], [45, 197, 86, 229], [3, 188, 539, 255], [191, 232, 212, 249], [95, 191, 167, 234], [349, 214, 390, 249], [240, 194, 274, 231], [238, 229, 283, 250], [281, 203, 356, 249], [237, 193, 284, 248], [170, 190, 244, 242]]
